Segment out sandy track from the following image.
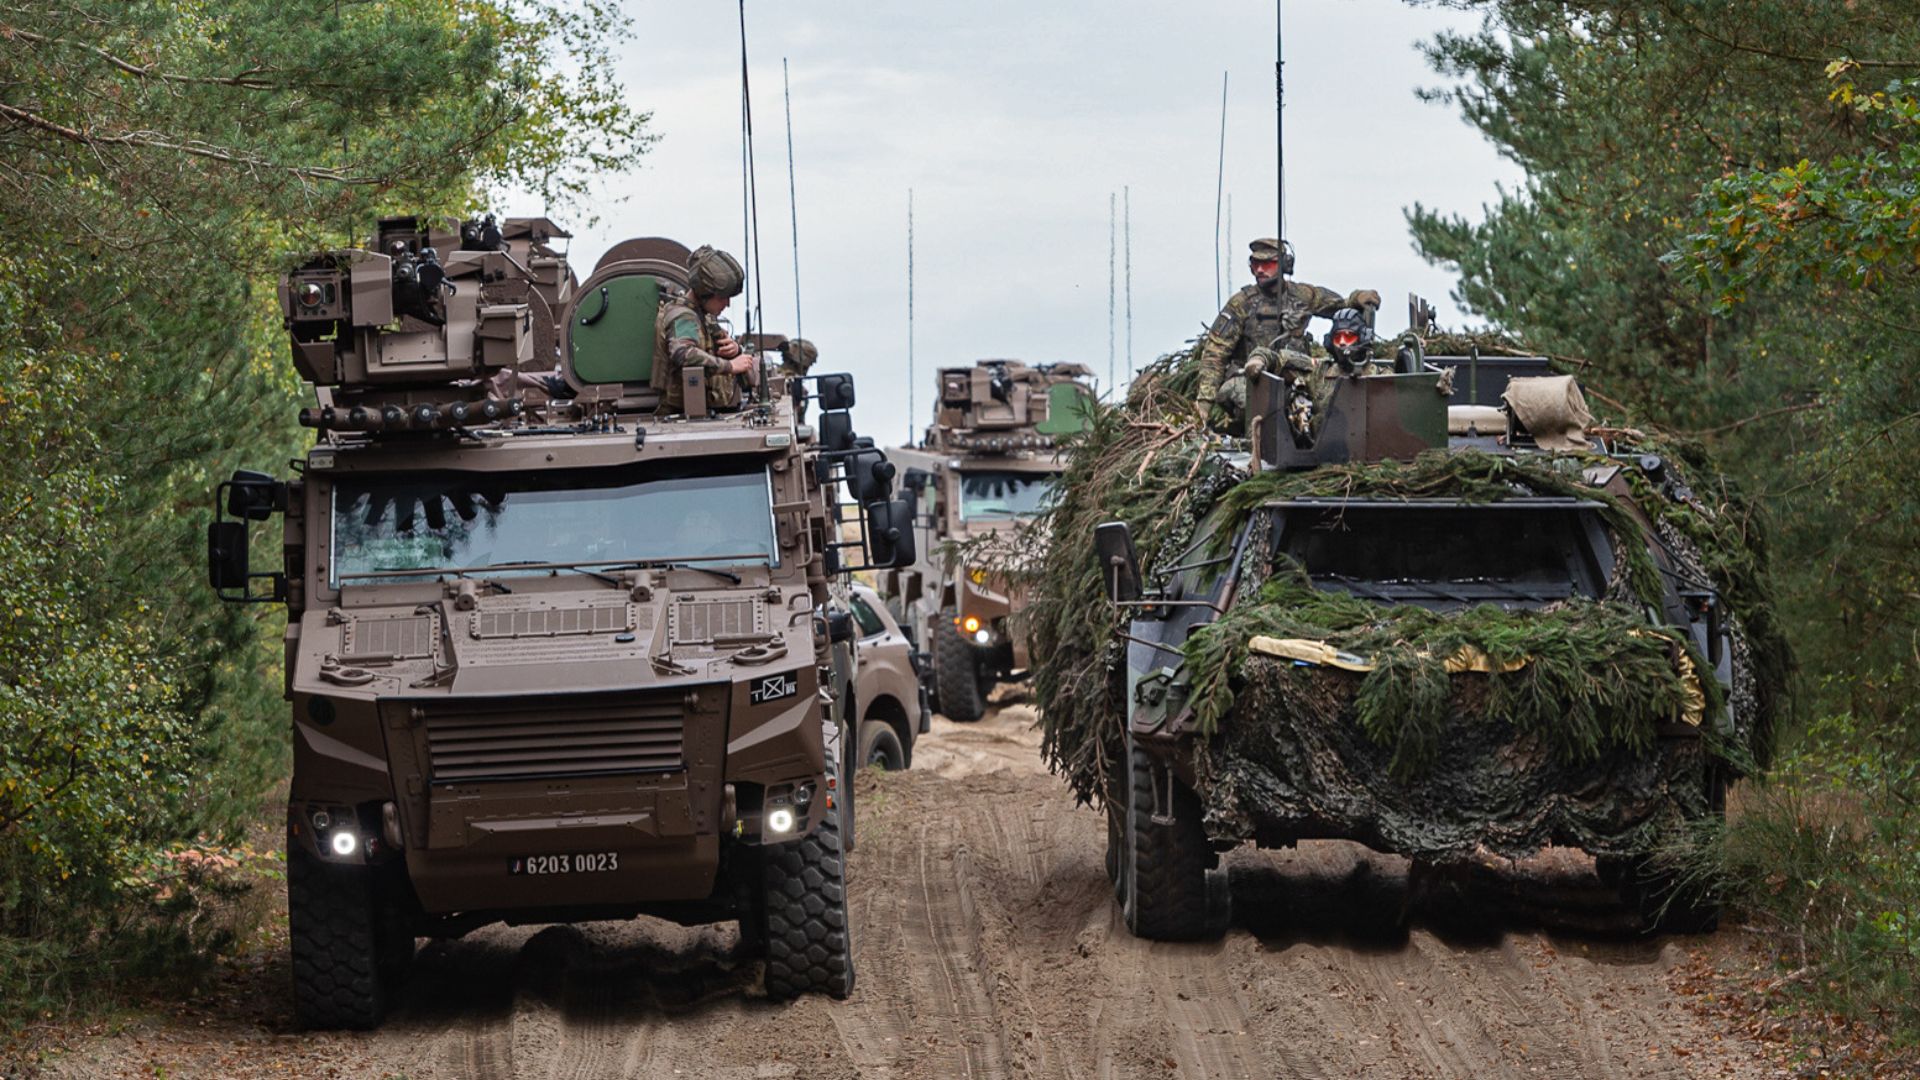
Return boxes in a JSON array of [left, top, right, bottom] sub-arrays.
[[46, 700, 1779, 1079]]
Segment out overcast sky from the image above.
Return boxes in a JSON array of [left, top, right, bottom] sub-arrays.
[[543, 0, 1523, 444]]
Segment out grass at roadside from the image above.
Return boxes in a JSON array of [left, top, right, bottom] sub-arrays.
[[1698, 713, 1920, 1072], [1, 821, 287, 1075]]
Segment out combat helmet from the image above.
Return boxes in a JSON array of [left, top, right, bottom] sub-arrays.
[[782, 338, 819, 375], [1323, 308, 1375, 373], [687, 245, 745, 298]]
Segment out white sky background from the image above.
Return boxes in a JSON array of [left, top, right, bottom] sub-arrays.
[[543, 0, 1522, 444]]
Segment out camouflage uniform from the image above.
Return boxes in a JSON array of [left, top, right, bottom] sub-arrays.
[[1197, 238, 1379, 408], [655, 297, 739, 414], [780, 338, 818, 379]]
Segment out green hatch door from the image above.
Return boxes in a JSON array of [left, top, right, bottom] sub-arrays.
[[570, 274, 662, 385], [1036, 383, 1093, 436]]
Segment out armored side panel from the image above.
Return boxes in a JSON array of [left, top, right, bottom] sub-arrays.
[[1264, 373, 1447, 468]]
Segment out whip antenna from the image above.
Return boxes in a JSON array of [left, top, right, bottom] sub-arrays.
[[1124, 185, 1133, 374], [737, 0, 767, 400], [1213, 69, 1228, 309], [907, 189, 915, 445], [1275, 0, 1286, 243], [783, 57, 802, 341], [1108, 191, 1116, 394]]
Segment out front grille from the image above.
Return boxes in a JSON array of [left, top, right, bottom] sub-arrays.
[[345, 614, 437, 660], [671, 598, 763, 643], [423, 696, 683, 783], [470, 602, 632, 639]]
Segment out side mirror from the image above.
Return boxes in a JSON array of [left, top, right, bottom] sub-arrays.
[[868, 495, 919, 568], [208, 521, 250, 590], [1093, 521, 1142, 604], [814, 372, 856, 411], [903, 467, 932, 494], [827, 609, 856, 644], [225, 469, 286, 521], [852, 449, 895, 505], [819, 409, 855, 453]]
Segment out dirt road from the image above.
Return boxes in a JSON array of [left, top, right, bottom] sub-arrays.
[[45, 699, 1781, 1079]]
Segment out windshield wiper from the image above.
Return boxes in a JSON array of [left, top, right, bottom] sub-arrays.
[[359, 565, 516, 594], [589, 558, 751, 584], [448, 570, 512, 594], [478, 559, 624, 589], [668, 562, 741, 584]]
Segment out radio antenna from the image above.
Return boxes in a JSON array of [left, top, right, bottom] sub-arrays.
[[1108, 191, 1116, 394], [737, 0, 767, 401], [1213, 69, 1228, 309], [907, 188, 916, 446], [1124, 185, 1133, 374], [782, 58, 802, 341], [1275, 0, 1286, 243]]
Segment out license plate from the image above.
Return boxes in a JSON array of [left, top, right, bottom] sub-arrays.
[[509, 852, 620, 876]]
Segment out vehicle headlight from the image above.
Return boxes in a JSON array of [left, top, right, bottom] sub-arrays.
[[330, 830, 359, 857], [766, 808, 796, 834]]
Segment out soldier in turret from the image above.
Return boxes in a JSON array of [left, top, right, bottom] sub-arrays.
[[779, 338, 818, 379], [1196, 238, 1381, 417], [657, 245, 757, 415]]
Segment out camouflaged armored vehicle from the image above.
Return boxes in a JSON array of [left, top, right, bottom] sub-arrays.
[[207, 217, 916, 1027], [882, 360, 1094, 721], [1045, 307, 1783, 940]]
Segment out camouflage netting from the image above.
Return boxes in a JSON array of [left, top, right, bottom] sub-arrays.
[[1011, 343, 1792, 860]]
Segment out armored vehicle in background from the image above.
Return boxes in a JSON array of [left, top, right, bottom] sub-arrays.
[[209, 218, 915, 1027], [883, 360, 1094, 721], [1065, 307, 1781, 940]]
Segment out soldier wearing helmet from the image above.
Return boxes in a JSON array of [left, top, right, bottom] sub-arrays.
[[1322, 308, 1391, 376], [778, 337, 819, 379], [657, 245, 757, 414], [1197, 238, 1381, 419]]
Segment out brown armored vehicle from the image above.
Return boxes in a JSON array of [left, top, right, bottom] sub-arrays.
[[207, 218, 916, 1027], [883, 360, 1094, 720]]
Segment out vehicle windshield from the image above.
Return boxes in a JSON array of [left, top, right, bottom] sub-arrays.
[[330, 460, 776, 586], [958, 470, 1057, 520]]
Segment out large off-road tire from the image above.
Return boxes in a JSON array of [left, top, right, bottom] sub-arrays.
[[933, 609, 988, 722], [1601, 855, 1722, 934], [760, 761, 856, 1001], [1122, 744, 1224, 940], [859, 720, 906, 772], [1601, 764, 1727, 934], [288, 846, 407, 1030]]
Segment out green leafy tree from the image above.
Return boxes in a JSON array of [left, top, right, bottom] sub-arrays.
[[1410, 0, 1920, 723], [1412, 1, 1920, 1049], [0, 0, 649, 1018]]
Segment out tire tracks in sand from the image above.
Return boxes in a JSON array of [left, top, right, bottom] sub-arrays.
[[44, 700, 1781, 1080]]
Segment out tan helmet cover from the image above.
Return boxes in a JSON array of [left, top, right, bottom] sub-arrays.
[[687, 245, 745, 298], [784, 337, 819, 373]]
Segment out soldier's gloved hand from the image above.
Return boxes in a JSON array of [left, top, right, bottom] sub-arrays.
[[1349, 289, 1382, 310], [1277, 348, 1315, 380], [1243, 348, 1274, 379], [715, 336, 743, 360]]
